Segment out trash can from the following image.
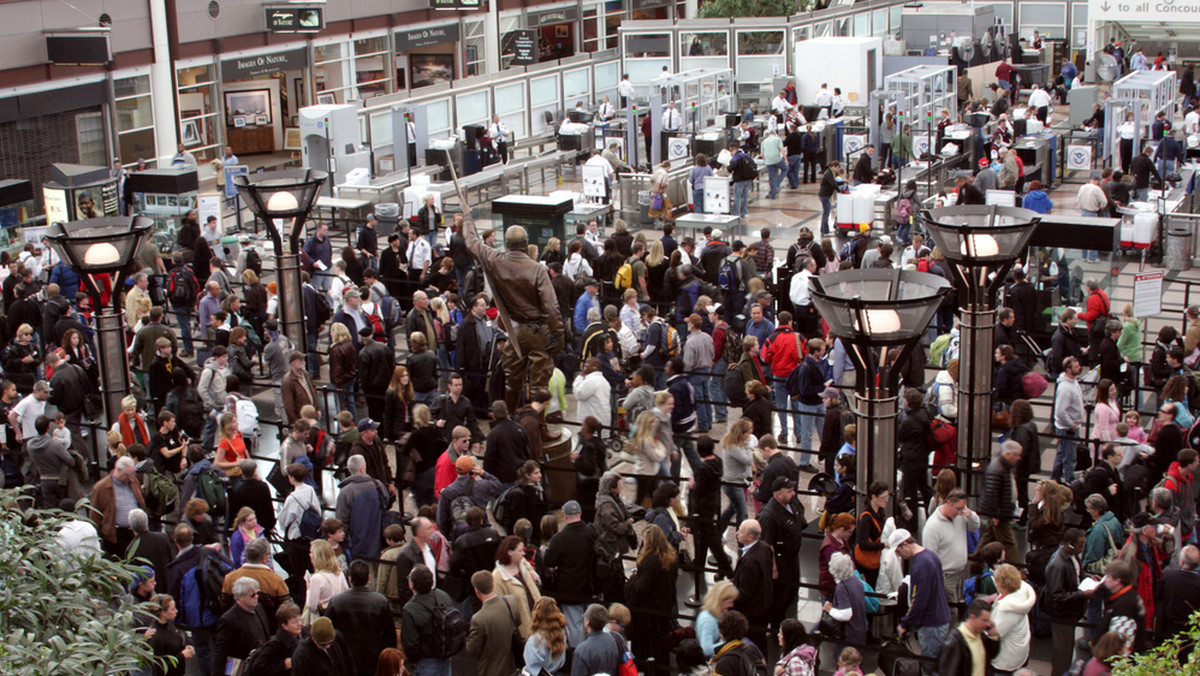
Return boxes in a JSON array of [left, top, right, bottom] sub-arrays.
[[638, 190, 653, 225], [375, 203, 400, 238], [1166, 227, 1193, 271]]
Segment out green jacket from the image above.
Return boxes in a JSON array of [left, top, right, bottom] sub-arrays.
[[1082, 511, 1124, 574], [891, 131, 913, 161], [1117, 318, 1142, 362]]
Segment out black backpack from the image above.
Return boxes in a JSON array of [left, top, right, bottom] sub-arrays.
[[724, 363, 749, 408], [314, 291, 333, 325], [421, 594, 470, 659], [732, 153, 757, 182], [168, 265, 197, 307], [244, 248, 263, 277]]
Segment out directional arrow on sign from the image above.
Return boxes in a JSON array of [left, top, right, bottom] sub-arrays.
[[1100, 2, 1111, 10]]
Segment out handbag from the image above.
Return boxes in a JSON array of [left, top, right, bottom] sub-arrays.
[[991, 409, 1011, 430], [504, 597, 526, 669], [651, 193, 665, 210], [854, 512, 882, 570], [818, 610, 845, 641], [612, 633, 638, 676], [266, 462, 291, 496]]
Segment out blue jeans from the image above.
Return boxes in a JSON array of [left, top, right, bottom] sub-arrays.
[[819, 196, 833, 234], [710, 359, 728, 421], [173, 307, 194, 353], [689, 374, 711, 431], [306, 328, 320, 376], [312, 269, 332, 292], [767, 160, 786, 199], [653, 369, 667, 390], [787, 155, 803, 188], [414, 390, 436, 405], [896, 218, 912, 245], [774, 384, 801, 440], [795, 400, 823, 467], [455, 263, 473, 291], [562, 603, 587, 647], [1052, 426, 1078, 483], [413, 658, 451, 676], [202, 410, 219, 451], [1135, 187, 1149, 202], [693, 187, 705, 213], [916, 623, 950, 672], [733, 180, 751, 217], [334, 379, 357, 417], [720, 483, 748, 527]]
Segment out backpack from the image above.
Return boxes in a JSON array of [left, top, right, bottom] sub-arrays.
[[854, 570, 881, 613], [365, 307, 386, 341], [244, 248, 263, 277], [168, 265, 198, 307], [736, 642, 769, 676], [492, 484, 523, 532], [732, 153, 758, 182], [196, 466, 228, 516], [654, 319, 681, 359], [313, 290, 333, 325], [963, 570, 994, 606], [721, 325, 743, 364], [421, 594, 470, 659], [614, 260, 634, 291], [142, 468, 179, 517], [724, 364, 749, 408], [299, 502, 324, 541], [450, 494, 475, 536], [785, 363, 805, 398], [176, 388, 206, 439], [1022, 370, 1049, 399], [717, 257, 741, 293], [896, 196, 915, 224], [380, 295, 403, 330], [916, 258, 931, 273], [234, 397, 259, 437], [178, 552, 232, 629]]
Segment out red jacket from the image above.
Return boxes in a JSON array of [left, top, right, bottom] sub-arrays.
[[1079, 289, 1111, 327], [433, 450, 456, 500], [760, 325, 806, 378], [712, 321, 729, 365]]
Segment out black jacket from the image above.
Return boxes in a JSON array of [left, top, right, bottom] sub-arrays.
[[1131, 153, 1162, 189], [1044, 547, 1088, 619], [401, 589, 457, 662], [994, 358, 1026, 405], [356, 341, 393, 393], [1010, 420, 1040, 478], [544, 521, 598, 602], [1155, 566, 1200, 639], [758, 497, 806, 581], [483, 418, 531, 483], [126, 531, 175, 594], [48, 362, 89, 416], [994, 321, 1019, 353], [431, 393, 484, 443], [853, 152, 875, 184], [1098, 586, 1147, 653], [978, 455, 1016, 519], [1049, 323, 1083, 376], [699, 241, 732, 286], [897, 406, 932, 466], [212, 603, 272, 676], [1082, 461, 1123, 521], [449, 525, 502, 599], [692, 456, 723, 517], [1098, 337, 1124, 384], [936, 626, 1000, 676], [733, 540, 774, 618], [229, 478, 276, 535], [754, 452, 798, 504], [290, 633, 354, 676], [1008, 280, 1038, 332], [818, 169, 839, 198], [324, 586, 397, 676], [743, 396, 773, 438], [456, 314, 490, 377], [242, 627, 299, 676]]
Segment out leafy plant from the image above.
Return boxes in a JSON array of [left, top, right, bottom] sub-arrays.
[[0, 490, 161, 675], [1111, 611, 1200, 674], [697, 0, 812, 19]]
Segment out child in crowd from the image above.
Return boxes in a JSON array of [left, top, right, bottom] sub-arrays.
[[834, 647, 863, 676], [322, 517, 349, 573]]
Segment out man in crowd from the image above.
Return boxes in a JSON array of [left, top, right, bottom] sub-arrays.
[[758, 476, 806, 636], [1045, 528, 1095, 676], [937, 599, 1001, 675], [334, 454, 388, 565], [325, 559, 396, 676], [466, 571, 519, 676], [402, 564, 460, 675], [732, 518, 773, 651], [978, 441, 1021, 563], [543, 500, 596, 646], [923, 488, 981, 606], [438, 455, 502, 539], [1052, 357, 1085, 483], [893, 528, 953, 666], [212, 577, 271, 676], [282, 350, 318, 426], [91, 455, 146, 558], [1156, 544, 1200, 641]]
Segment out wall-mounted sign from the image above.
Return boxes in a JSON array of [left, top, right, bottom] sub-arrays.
[[221, 47, 308, 81], [45, 33, 111, 65], [528, 7, 579, 26], [264, 6, 325, 33], [431, 0, 481, 10], [509, 30, 538, 66], [395, 23, 461, 52]]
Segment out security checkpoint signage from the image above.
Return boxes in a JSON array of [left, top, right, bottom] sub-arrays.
[[1090, 0, 1200, 23], [1133, 270, 1164, 318], [704, 175, 731, 215], [1067, 145, 1092, 171]]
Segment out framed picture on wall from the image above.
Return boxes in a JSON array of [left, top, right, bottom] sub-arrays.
[[555, 25, 569, 39], [316, 92, 337, 105], [233, 116, 247, 128], [254, 114, 269, 126], [410, 54, 454, 89], [284, 128, 302, 151], [224, 89, 271, 127], [293, 78, 306, 108], [181, 121, 201, 147]]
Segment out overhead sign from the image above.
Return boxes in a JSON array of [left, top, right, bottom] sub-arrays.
[[510, 30, 538, 66], [1133, 269, 1165, 318], [431, 0, 481, 9], [45, 33, 110, 65], [224, 165, 250, 199], [264, 6, 325, 33], [221, 47, 308, 81], [395, 23, 460, 52], [1089, 0, 1200, 23]]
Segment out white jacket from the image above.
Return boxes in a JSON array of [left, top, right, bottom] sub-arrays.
[[991, 580, 1037, 671], [934, 369, 958, 421], [277, 483, 322, 541], [573, 371, 611, 430], [874, 517, 903, 607]]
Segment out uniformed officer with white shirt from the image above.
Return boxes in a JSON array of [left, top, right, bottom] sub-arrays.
[[813, 83, 833, 117], [489, 114, 511, 164], [662, 100, 682, 132], [618, 74, 636, 108], [1117, 112, 1137, 173]]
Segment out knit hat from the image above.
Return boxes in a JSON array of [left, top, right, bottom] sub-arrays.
[[887, 528, 913, 550], [456, 455, 476, 475], [310, 617, 335, 644]]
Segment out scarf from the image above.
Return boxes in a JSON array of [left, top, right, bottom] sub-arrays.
[[119, 412, 150, 447]]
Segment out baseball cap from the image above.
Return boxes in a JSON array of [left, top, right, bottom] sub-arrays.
[[358, 325, 374, 337], [887, 528, 913, 550], [562, 500, 582, 516], [455, 455, 476, 474], [706, 304, 721, 314], [771, 476, 797, 492], [356, 418, 380, 432]]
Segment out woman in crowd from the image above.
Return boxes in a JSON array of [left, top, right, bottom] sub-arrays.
[[506, 460, 549, 543], [1026, 480, 1072, 585], [631, 409, 668, 504], [241, 269, 268, 341], [146, 594, 193, 676], [689, 154, 713, 215], [229, 506, 265, 567], [819, 513, 856, 601], [776, 618, 818, 676], [611, 220, 635, 257], [215, 413, 247, 489], [824, 551, 867, 647], [341, 245, 364, 287], [742, 380, 773, 437], [573, 357, 611, 427], [382, 365, 414, 442], [993, 344, 1027, 407], [1008, 399, 1040, 511], [696, 581, 738, 658], [594, 471, 636, 602], [401, 403, 442, 507], [61, 327, 98, 383], [1082, 631, 1127, 676], [854, 481, 890, 587], [572, 416, 607, 522], [626, 524, 677, 675], [930, 468, 958, 513], [562, 240, 592, 283], [646, 481, 684, 549], [991, 563, 1037, 674], [1162, 375, 1194, 429], [6, 323, 40, 392], [645, 240, 671, 304], [522, 596, 568, 675], [227, 327, 254, 385], [719, 419, 754, 529], [328, 323, 357, 416], [1117, 303, 1142, 363], [540, 237, 563, 267], [493, 534, 543, 638], [406, 331, 439, 405], [1093, 378, 1121, 448], [305, 539, 348, 624], [1020, 179, 1054, 214], [113, 394, 152, 448]]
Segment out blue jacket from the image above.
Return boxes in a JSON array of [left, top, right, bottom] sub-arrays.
[[334, 474, 388, 561], [1021, 190, 1054, 214], [1156, 136, 1185, 164], [745, 318, 776, 353], [901, 548, 953, 629], [49, 262, 83, 297], [302, 233, 333, 269], [574, 291, 598, 333], [666, 374, 696, 433]]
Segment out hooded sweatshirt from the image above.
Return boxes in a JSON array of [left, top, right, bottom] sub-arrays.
[[991, 580, 1037, 671]]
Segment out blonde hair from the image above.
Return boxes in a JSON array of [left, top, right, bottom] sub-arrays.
[[413, 404, 431, 428], [993, 563, 1022, 594], [218, 413, 238, 440], [721, 419, 753, 451], [701, 580, 738, 619], [122, 395, 138, 411], [310, 539, 340, 574], [242, 269, 259, 285], [234, 507, 255, 529], [632, 410, 658, 446], [430, 296, 449, 325], [330, 323, 351, 345], [647, 240, 665, 267], [637, 524, 676, 570], [16, 323, 32, 338]]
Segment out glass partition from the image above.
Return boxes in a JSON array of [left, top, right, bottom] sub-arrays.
[[1019, 2, 1067, 38], [872, 9, 888, 36], [594, 61, 620, 104], [736, 30, 785, 82], [114, 73, 156, 167], [424, 98, 453, 140], [679, 31, 730, 70], [564, 67, 591, 102], [494, 81, 528, 140], [854, 13, 869, 37], [456, 91, 491, 131], [529, 73, 561, 134], [176, 63, 221, 164], [624, 32, 672, 85]]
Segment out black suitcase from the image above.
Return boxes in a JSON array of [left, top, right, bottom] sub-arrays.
[[878, 638, 922, 676]]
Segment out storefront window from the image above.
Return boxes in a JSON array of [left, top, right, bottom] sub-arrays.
[[681, 32, 728, 57], [354, 36, 391, 100], [582, 7, 601, 54], [314, 43, 350, 103], [604, 0, 622, 50], [465, 17, 487, 76], [737, 31, 784, 55], [114, 73, 156, 166], [176, 63, 220, 163]]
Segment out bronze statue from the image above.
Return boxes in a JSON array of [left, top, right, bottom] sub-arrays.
[[463, 218, 565, 411]]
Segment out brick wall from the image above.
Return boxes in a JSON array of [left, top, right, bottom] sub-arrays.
[[0, 106, 100, 210]]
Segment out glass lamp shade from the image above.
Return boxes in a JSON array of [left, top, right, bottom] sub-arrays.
[[810, 268, 951, 345], [921, 205, 1040, 266], [47, 216, 153, 274], [234, 169, 327, 241]]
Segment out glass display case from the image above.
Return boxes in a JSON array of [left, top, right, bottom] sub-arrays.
[[127, 168, 200, 254]]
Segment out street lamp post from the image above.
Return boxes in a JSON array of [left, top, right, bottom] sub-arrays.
[[809, 268, 950, 513], [921, 205, 1040, 497], [234, 169, 327, 355], [45, 217, 154, 429]]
